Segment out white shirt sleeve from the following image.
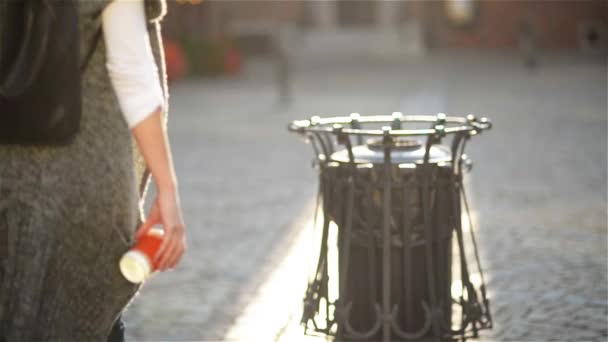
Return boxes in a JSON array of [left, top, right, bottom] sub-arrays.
[[101, 0, 164, 129]]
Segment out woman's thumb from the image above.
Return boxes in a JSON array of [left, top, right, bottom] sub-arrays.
[[136, 203, 161, 239]]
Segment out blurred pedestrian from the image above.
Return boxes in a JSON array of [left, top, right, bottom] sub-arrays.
[[0, 0, 186, 341]]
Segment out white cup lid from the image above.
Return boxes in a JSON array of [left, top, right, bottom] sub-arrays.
[[120, 250, 152, 283]]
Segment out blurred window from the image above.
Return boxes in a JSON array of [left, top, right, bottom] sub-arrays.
[[337, 0, 375, 27]]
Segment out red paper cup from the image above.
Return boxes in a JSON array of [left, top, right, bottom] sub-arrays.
[[119, 228, 164, 283]]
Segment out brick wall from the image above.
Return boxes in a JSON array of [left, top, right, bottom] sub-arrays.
[[421, 0, 608, 49], [162, 0, 303, 41], [162, 0, 607, 51]]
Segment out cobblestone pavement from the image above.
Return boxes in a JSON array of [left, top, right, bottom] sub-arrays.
[[123, 78, 317, 340], [456, 55, 607, 341], [125, 53, 607, 341]]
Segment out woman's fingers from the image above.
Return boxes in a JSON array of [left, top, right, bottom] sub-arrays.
[[167, 228, 186, 269], [157, 223, 185, 270], [154, 223, 173, 266], [167, 247, 182, 270], [147, 190, 186, 271], [157, 237, 175, 270]]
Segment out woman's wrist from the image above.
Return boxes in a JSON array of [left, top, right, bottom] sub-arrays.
[[156, 177, 178, 194]]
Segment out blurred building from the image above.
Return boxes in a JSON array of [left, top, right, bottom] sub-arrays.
[[163, 0, 608, 56]]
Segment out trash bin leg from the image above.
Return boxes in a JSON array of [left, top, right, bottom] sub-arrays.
[[381, 141, 393, 342]]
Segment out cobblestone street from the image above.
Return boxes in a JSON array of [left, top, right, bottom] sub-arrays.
[[125, 52, 607, 341]]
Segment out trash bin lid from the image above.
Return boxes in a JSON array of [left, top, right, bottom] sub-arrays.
[[330, 138, 452, 165]]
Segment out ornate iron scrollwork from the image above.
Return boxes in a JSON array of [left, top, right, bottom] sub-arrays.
[[290, 113, 493, 341]]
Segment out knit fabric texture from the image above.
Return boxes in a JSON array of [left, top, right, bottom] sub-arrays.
[[0, 0, 168, 340]]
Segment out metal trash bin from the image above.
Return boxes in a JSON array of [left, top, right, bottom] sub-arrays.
[[288, 113, 493, 341]]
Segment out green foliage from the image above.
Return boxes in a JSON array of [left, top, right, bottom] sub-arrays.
[[181, 38, 232, 77]]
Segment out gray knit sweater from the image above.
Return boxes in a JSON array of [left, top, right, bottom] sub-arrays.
[[0, 1, 168, 340]]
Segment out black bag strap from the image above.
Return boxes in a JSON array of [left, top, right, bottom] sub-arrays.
[[0, 1, 52, 97]]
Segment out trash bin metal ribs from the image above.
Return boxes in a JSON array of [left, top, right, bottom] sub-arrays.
[[289, 113, 492, 341]]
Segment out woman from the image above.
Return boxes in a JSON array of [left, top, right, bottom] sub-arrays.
[[0, 0, 186, 340]]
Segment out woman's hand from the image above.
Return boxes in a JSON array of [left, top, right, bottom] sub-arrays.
[[103, 0, 186, 271], [136, 187, 186, 271], [130, 106, 186, 271]]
